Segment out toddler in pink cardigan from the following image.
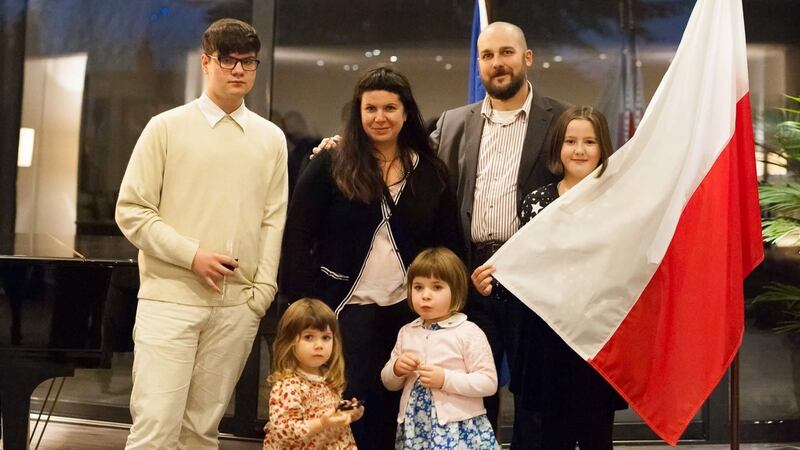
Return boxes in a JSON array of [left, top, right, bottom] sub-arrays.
[[381, 247, 500, 449]]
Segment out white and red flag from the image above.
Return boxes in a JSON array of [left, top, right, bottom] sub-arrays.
[[489, 0, 764, 445]]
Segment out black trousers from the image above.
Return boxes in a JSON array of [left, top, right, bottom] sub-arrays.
[[468, 241, 541, 449], [338, 301, 415, 450], [510, 402, 542, 450], [541, 408, 615, 450]]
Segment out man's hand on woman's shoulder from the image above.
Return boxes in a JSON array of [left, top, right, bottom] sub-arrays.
[[310, 134, 342, 159]]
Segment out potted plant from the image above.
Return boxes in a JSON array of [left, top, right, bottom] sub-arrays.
[[754, 95, 800, 331], [751, 95, 800, 416]]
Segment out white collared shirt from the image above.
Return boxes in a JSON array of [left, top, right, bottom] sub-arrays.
[[408, 311, 469, 329], [471, 82, 534, 243], [349, 153, 420, 307], [197, 92, 249, 131]]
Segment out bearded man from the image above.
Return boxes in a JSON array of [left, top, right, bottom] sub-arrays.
[[430, 21, 570, 450]]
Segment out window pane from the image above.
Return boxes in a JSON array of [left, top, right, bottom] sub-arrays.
[[20, 0, 257, 424]]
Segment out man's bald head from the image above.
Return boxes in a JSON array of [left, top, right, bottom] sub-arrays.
[[476, 21, 533, 103], [478, 22, 528, 53]]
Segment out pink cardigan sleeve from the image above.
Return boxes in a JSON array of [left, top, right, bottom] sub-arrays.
[[440, 323, 498, 397]]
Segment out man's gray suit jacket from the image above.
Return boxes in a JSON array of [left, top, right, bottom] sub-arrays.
[[430, 89, 570, 261]]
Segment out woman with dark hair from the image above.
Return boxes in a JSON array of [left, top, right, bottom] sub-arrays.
[[281, 66, 463, 450]]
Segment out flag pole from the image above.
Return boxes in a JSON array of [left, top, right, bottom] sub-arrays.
[[730, 352, 740, 449]]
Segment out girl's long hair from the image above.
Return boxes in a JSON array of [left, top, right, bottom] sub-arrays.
[[268, 298, 346, 393], [332, 66, 445, 203]]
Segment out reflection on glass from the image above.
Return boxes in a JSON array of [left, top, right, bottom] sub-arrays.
[[21, 0, 253, 237], [740, 325, 800, 420], [16, 54, 87, 246], [17, 127, 35, 167]]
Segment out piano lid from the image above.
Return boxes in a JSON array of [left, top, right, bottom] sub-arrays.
[[0, 234, 139, 357], [3, 233, 137, 264]]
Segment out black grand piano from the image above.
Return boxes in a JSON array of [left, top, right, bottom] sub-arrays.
[[0, 233, 138, 450]]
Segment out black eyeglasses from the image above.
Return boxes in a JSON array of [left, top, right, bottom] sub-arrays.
[[206, 54, 260, 71]]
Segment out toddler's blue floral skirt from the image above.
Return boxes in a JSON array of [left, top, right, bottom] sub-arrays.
[[395, 380, 499, 450]]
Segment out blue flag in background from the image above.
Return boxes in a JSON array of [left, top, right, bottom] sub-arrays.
[[468, 0, 488, 103]]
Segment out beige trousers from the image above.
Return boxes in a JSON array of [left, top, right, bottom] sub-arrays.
[[125, 299, 261, 450]]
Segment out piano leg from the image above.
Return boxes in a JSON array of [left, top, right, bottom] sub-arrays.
[[0, 361, 74, 450]]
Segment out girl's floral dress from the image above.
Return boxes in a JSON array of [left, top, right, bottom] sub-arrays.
[[395, 323, 500, 450]]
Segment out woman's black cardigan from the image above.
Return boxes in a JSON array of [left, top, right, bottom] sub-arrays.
[[280, 151, 464, 314]]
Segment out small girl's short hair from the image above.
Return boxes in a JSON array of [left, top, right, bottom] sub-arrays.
[[548, 106, 614, 178], [269, 298, 345, 392], [406, 247, 468, 313]]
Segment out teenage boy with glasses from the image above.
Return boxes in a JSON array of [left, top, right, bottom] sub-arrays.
[[116, 18, 287, 449]]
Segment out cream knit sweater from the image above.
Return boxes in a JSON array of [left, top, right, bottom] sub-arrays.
[[116, 99, 287, 316]]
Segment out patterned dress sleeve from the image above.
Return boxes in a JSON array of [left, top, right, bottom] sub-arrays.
[[265, 377, 312, 445], [520, 183, 559, 226], [491, 183, 559, 299]]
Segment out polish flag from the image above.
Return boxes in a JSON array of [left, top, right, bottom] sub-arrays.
[[489, 0, 763, 445]]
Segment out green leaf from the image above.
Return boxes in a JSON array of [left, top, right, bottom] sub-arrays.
[[758, 184, 800, 213], [753, 282, 800, 304], [753, 283, 800, 335], [761, 218, 800, 245]]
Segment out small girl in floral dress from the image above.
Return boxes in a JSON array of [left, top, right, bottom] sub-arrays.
[[263, 298, 363, 449], [381, 247, 500, 449]]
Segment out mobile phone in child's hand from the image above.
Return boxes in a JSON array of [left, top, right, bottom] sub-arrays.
[[336, 399, 364, 411]]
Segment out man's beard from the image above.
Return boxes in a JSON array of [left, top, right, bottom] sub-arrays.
[[483, 68, 526, 101]]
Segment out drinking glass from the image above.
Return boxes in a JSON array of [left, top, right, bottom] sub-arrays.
[[221, 238, 239, 299]]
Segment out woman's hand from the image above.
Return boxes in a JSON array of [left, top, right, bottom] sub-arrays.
[[470, 263, 496, 296], [417, 365, 445, 389], [393, 352, 420, 377]]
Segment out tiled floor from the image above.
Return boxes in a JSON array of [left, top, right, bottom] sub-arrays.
[[5, 322, 798, 448], [619, 441, 800, 448], [5, 420, 259, 450], [29, 325, 800, 424], [5, 420, 799, 450]]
